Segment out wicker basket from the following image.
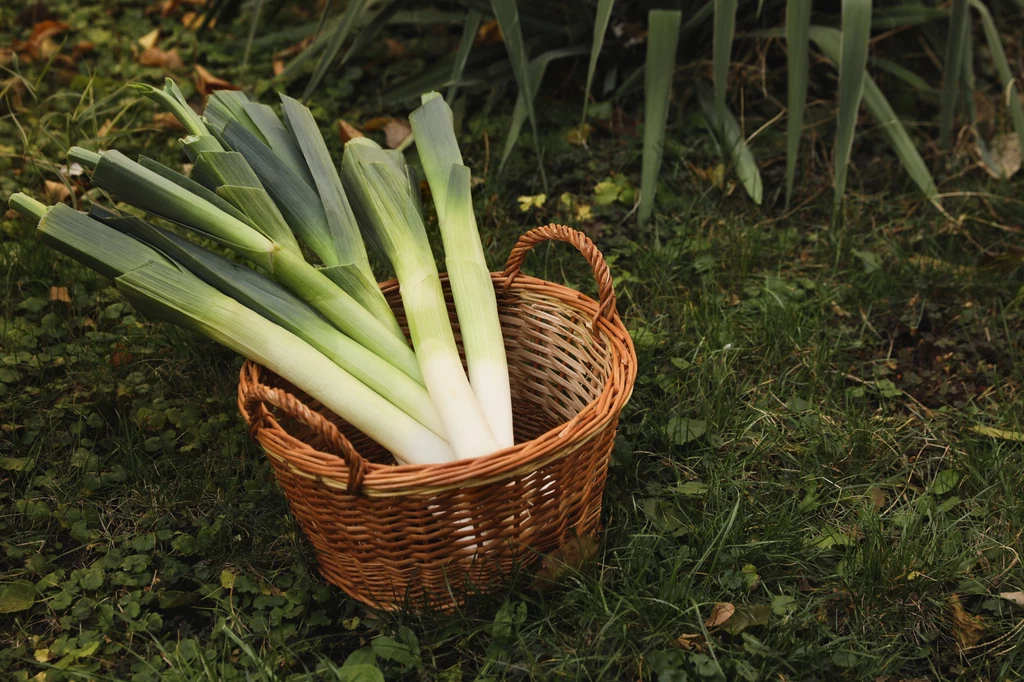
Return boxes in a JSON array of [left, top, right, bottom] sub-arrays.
[[237, 225, 637, 611]]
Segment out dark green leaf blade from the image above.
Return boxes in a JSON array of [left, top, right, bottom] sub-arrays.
[[938, 0, 969, 149], [638, 9, 682, 226], [785, 0, 812, 207], [582, 0, 615, 123], [833, 0, 872, 214], [713, 0, 738, 127], [448, 9, 483, 103]]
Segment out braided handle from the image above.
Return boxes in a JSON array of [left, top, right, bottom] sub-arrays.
[[240, 362, 368, 494], [502, 224, 618, 328]]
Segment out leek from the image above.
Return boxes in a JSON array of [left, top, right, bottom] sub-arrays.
[[341, 138, 498, 460], [278, 94, 401, 338], [136, 85, 403, 338], [117, 263, 454, 465], [91, 206, 445, 439], [68, 146, 422, 383], [8, 194, 454, 465], [409, 93, 514, 447]]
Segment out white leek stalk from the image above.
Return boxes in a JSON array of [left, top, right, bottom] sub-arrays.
[[341, 139, 498, 460], [117, 263, 454, 465], [409, 93, 514, 448]]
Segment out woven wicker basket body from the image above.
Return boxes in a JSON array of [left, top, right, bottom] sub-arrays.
[[237, 225, 637, 611]]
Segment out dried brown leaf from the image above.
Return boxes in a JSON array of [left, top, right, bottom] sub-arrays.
[[675, 633, 706, 652], [194, 64, 238, 97], [475, 20, 502, 46], [999, 591, 1024, 608], [384, 38, 405, 58], [361, 117, 412, 149], [15, 20, 69, 61], [529, 534, 599, 592], [950, 594, 986, 649], [382, 119, 412, 150], [338, 118, 364, 144], [139, 46, 184, 71], [976, 133, 1021, 180], [43, 180, 70, 204], [72, 41, 94, 58], [49, 286, 71, 304], [152, 111, 184, 130], [98, 119, 116, 138], [705, 602, 736, 628], [181, 11, 214, 29], [138, 28, 160, 50]]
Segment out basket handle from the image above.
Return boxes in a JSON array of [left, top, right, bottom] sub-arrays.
[[241, 364, 368, 494], [503, 224, 618, 328]]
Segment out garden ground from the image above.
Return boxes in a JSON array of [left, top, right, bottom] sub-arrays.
[[1, 1, 1023, 680]]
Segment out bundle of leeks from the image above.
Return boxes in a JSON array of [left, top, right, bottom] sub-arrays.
[[8, 80, 512, 466]]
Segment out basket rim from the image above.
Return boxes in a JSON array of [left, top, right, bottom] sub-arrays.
[[238, 272, 637, 496]]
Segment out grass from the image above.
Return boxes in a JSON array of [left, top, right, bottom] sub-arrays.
[[2, 2, 1024, 680]]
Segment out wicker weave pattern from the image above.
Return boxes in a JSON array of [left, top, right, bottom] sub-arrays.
[[237, 225, 637, 610]]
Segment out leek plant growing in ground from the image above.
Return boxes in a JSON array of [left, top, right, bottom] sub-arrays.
[[7, 79, 516, 466]]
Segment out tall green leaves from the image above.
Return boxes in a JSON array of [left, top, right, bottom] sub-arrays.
[[698, 85, 763, 206], [638, 9, 682, 227], [809, 27, 939, 205], [499, 46, 590, 174], [491, 0, 545, 186], [938, 0, 969, 149], [833, 0, 871, 214], [713, 0, 738, 126], [582, 0, 615, 123], [785, 0, 812, 207], [302, 0, 368, 100], [970, 0, 1024, 161], [448, 10, 483, 103]]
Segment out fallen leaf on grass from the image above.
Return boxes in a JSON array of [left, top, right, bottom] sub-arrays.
[[139, 46, 184, 71], [138, 28, 160, 50], [72, 41, 94, 58], [475, 19, 502, 46], [338, 119, 364, 144], [976, 133, 1021, 180], [110, 345, 134, 367], [272, 36, 314, 77], [181, 11, 214, 30], [529, 534, 599, 592], [675, 633, 707, 652], [705, 602, 735, 628], [362, 117, 412, 149], [42, 180, 70, 203], [950, 594, 986, 649], [152, 111, 184, 130], [384, 38, 405, 58], [194, 64, 238, 97], [999, 591, 1024, 607], [720, 605, 771, 635], [49, 287, 71, 304], [14, 20, 69, 61], [518, 194, 546, 212]]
